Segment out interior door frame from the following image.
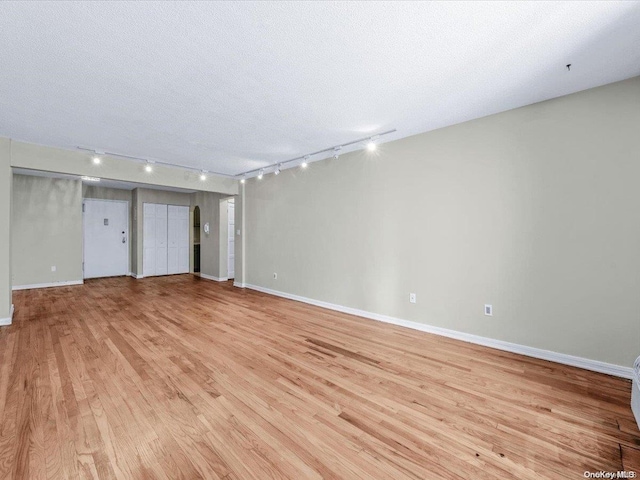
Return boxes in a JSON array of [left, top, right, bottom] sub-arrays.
[[227, 199, 235, 279], [82, 198, 130, 279]]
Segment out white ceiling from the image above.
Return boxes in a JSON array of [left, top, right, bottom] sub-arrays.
[[1, 1, 639, 177]]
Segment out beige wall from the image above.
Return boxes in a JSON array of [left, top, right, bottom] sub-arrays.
[[12, 175, 83, 287], [0, 139, 12, 320], [244, 76, 640, 368], [83, 185, 134, 273], [10, 141, 238, 195]]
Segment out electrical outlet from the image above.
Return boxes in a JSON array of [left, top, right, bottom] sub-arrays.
[[484, 304, 493, 316], [273, 273, 277, 279], [51, 266, 56, 272], [409, 293, 416, 304]]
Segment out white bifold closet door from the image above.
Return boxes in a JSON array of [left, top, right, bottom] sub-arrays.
[[143, 203, 168, 277], [143, 203, 189, 277], [168, 205, 189, 274]]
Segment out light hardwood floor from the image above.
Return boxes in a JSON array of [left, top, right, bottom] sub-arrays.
[[1, 275, 638, 479]]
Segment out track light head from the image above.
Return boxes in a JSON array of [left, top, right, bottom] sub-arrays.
[[257, 169, 264, 180], [366, 141, 376, 152], [200, 170, 207, 181], [145, 164, 153, 173], [274, 164, 281, 175], [92, 156, 101, 165], [301, 162, 308, 169], [240, 178, 246, 184]]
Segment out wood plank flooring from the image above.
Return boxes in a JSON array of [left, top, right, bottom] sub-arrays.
[[1, 275, 638, 479]]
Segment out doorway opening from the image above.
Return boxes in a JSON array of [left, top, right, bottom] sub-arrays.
[[227, 199, 235, 279], [193, 205, 201, 273]]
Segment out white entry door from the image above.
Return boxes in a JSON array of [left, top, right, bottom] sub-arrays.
[[83, 199, 129, 279], [168, 205, 189, 274], [228, 200, 235, 278], [143, 203, 168, 277]]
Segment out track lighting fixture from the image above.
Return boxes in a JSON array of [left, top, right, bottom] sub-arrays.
[[78, 147, 238, 181], [83, 130, 397, 184]]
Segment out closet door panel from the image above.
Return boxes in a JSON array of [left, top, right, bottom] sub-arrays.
[[155, 204, 168, 276], [143, 203, 157, 277]]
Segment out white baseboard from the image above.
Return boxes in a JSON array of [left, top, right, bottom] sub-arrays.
[[233, 282, 246, 288], [12, 280, 83, 291], [200, 273, 229, 282], [0, 304, 14, 326], [244, 283, 634, 380]]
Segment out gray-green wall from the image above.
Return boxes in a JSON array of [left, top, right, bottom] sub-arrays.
[[12, 175, 83, 287], [244, 76, 640, 368], [0, 139, 12, 321]]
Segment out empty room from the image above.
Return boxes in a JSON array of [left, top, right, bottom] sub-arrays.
[[1, 1, 639, 479]]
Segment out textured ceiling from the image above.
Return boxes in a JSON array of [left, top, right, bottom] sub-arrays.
[[1, 1, 639, 177]]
